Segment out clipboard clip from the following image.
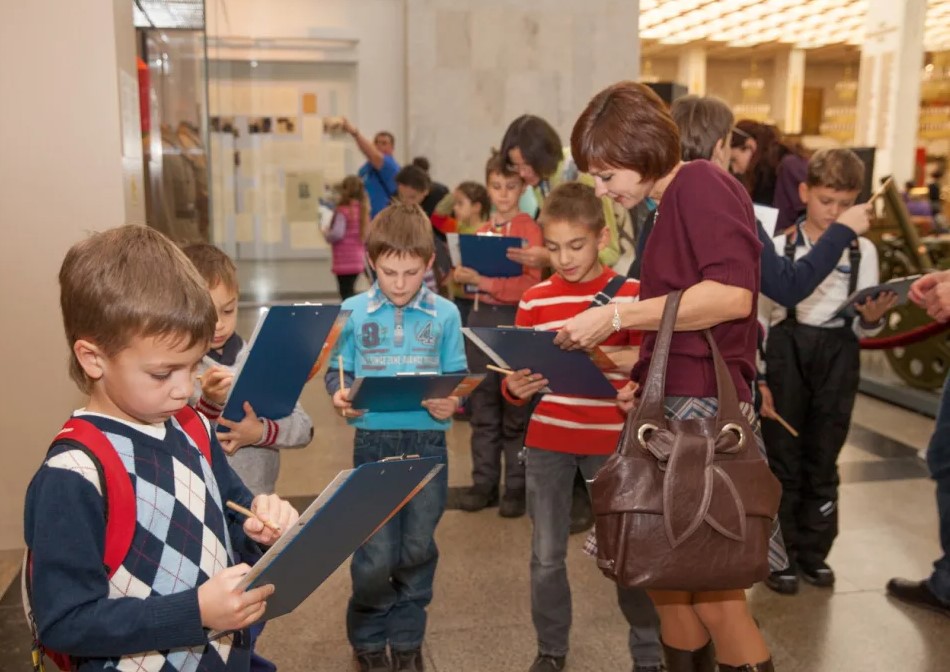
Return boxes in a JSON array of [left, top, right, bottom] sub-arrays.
[[380, 454, 421, 462]]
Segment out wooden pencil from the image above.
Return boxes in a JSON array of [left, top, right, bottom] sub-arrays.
[[486, 364, 514, 376], [226, 500, 282, 533], [868, 176, 893, 205], [772, 411, 800, 438]]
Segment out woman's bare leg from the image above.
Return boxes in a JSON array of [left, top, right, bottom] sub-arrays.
[[648, 590, 710, 650], [691, 590, 770, 666]]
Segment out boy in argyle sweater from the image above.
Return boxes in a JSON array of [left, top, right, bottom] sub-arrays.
[[24, 225, 298, 671]]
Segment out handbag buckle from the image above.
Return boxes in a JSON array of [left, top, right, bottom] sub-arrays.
[[718, 422, 745, 447], [637, 423, 659, 448]]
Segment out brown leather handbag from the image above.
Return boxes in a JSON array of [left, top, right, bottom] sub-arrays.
[[591, 290, 782, 591]]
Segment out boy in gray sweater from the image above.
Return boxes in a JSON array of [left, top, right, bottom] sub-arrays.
[[183, 244, 314, 496]]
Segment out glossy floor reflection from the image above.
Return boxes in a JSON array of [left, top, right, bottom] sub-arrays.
[[2, 333, 946, 670]]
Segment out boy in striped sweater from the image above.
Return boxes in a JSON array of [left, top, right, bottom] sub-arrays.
[[502, 183, 661, 672]]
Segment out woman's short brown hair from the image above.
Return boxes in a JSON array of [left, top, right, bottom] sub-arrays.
[[670, 95, 734, 162], [806, 148, 865, 192], [571, 81, 681, 180], [60, 225, 217, 393], [539, 182, 605, 233], [365, 203, 435, 262], [182, 243, 238, 292]]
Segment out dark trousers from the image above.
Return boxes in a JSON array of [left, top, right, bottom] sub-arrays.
[[527, 448, 661, 664], [762, 320, 860, 568], [927, 374, 950, 603], [347, 430, 448, 652], [336, 273, 359, 300], [466, 303, 528, 492]]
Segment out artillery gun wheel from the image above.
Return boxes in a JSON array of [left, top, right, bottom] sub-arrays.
[[882, 303, 950, 391]]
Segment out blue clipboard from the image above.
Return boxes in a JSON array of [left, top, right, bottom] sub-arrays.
[[458, 234, 526, 278], [831, 274, 920, 320], [218, 457, 444, 631], [347, 373, 485, 412], [463, 327, 619, 398], [221, 304, 348, 423]]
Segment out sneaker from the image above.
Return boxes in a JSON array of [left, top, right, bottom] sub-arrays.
[[392, 648, 425, 671], [499, 488, 526, 518], [765, 567, 799, 595], [800, 560, 835, 588], [886, 578, 950, 616], [355, 649, 391, 672], [529, 653, 566, 672], [458, 484, 499, 512]]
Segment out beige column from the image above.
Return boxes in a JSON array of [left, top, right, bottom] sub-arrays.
[[0, 0, 136, 549], [772, 48, 806, 134], [855, 0, 927, 185], [677, 46, 707, 95]]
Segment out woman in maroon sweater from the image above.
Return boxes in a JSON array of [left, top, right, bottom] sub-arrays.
[[556, 82, 781, 672]]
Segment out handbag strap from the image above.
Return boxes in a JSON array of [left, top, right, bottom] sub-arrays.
[[623, 290, 746, 454]]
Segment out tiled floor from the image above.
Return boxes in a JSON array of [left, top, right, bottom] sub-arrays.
[[1, 297, 946, 670]]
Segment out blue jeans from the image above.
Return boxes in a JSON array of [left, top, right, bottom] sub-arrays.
[[526, 448, 661, 665], [927, 375, 950, 604], [348, 430, 448, 653]]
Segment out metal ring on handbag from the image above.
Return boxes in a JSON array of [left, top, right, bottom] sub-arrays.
[[718, 422, 745, 446], [637, 423, 659, 448]]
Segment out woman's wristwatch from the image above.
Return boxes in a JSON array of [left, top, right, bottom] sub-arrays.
[[611, 304, 622, 332]]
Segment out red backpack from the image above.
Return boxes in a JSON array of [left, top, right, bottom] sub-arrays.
[[23, 406, 211, 672]]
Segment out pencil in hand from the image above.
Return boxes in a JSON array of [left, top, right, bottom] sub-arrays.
[[226, 500, 282, 533], [486, 364, 514, 376]]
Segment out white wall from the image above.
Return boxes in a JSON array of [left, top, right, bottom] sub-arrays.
[[406, 0, 641, 187], [206, 0, 408, 163], [0, 0, 132, 549]]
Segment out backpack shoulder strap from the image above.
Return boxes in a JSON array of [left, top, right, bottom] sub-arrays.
[[848, 238, 862, 297], [589, 275, 627, 309], [174, 406, 212, 464], [53, 419, 136, 578]]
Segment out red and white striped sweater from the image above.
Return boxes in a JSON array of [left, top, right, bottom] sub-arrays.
[[502, 267, 641, 455]]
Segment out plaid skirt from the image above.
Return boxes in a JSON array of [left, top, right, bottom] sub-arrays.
[[583, 396, 789, 574]]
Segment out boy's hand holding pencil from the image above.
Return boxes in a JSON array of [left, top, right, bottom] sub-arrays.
[[230, 494, 299, 545], [503, 367, 548, 400], [332, 354, 364, 419]]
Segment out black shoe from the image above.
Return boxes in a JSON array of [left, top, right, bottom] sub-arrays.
[[886, 578, 950, 616], [499, 488, 526, 518], [633, 665, 663, 672], [458, 484, 499, 512], [392, 648, 425, 671], [355, 649, 391, 672], [718, 660, 773, 671], [800, 560, 835, 587], [529, 653, 566, 672], [764, 567, 799, 595]]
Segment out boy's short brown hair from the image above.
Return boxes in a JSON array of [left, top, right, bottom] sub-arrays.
[[60, 225, 217, 393], [365, 203, 435, 262], [182, 243, 238, 292], [670, 95, 734, 162], [806, 148, 865, 192], [485, 151, 521, 183], [539, 182, 605, 233]]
